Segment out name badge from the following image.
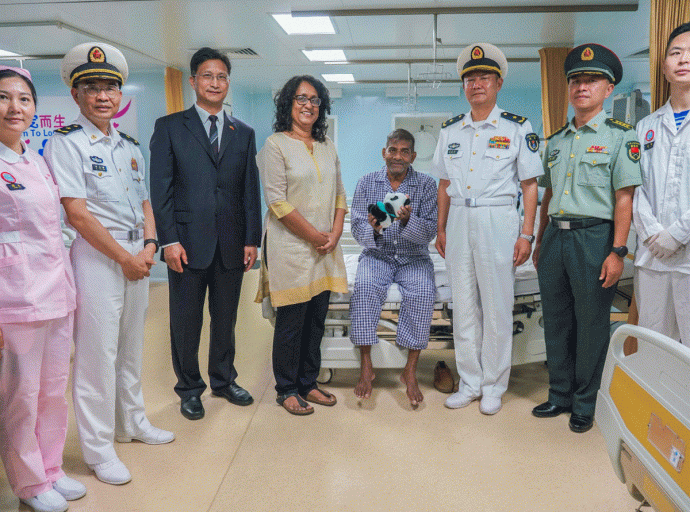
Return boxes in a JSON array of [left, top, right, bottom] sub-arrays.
[[1, 171, 25, 190]]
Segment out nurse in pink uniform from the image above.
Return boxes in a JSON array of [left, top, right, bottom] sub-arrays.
[[0, 66, 86, 512]]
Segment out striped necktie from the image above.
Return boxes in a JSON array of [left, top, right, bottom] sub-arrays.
[[208, 114, 219, 155]]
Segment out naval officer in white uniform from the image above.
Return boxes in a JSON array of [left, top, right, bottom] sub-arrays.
[[432, 43, 543, 415], [44, 42, 174, 486]]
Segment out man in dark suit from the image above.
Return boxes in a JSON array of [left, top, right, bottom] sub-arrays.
[[150, 47, 261, 420]]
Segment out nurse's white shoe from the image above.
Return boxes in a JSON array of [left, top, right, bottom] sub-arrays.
[[89, 458, 132, 485], [115, 426, 175, 445], [479, 396, 502, 415], [53, 476, 87, 500], [444, 390, 478, 409], [20, 489, 68, 512]]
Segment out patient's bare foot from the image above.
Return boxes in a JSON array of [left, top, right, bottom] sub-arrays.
[[355, 364, 375, 399], [355, 346, 375, 399], [400, 369, 423, 407], [401, 349, 423, 407]]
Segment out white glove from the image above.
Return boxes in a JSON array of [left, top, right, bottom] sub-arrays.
[[648, 230, 682, 260]]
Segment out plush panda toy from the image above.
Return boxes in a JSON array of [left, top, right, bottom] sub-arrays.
[[367, 192, 411, 229]]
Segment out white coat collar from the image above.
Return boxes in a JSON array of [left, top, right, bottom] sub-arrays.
[[76, 113, 122, 146], [462, 104, 502, 130], [656, 99, 690, 133]]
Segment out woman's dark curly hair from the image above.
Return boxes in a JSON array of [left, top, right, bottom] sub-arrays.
[[272, 75, 331, 142]]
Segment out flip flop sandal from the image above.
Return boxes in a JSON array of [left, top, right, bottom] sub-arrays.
[[302, 388, 337, 406], [277, 393, 314, 416]]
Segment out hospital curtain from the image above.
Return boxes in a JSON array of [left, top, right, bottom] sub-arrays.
[[649, 0, 690, 110], [539, 47, 571, 138], [165, 67, 184, 114]]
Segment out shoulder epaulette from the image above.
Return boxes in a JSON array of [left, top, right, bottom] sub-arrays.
[[441, 114, 465, 128], [118, 131, 140, 146], [54, 124, 82, 135], [547, 124, 568, 140], [605, 118, 634, 131], [501, 111, 527, 125]]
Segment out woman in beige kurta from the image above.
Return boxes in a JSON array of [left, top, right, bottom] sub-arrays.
[[256, 75, 347, 415]]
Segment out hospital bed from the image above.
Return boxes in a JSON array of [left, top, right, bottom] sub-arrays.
[[261, 214, 635, 383], [596, 324, 690, 512]]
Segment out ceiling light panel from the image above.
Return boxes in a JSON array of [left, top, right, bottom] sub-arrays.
[[322, 73, 354, 82], [272, 14, 335, 35], [302, 49, 346, 61]]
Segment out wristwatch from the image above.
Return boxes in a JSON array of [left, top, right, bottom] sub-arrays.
[[519, 233, 535, 243], [611, 246, 628, 258], [144, 238, 160, 254]]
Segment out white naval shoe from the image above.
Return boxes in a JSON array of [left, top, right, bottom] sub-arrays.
[[53, 476, 87, 500], [444, 390, 478, 409], [115, 426, 175, 445], [479, 396, 502, 415], [20, 489, 68, 512], [89, 458, 132, 485]]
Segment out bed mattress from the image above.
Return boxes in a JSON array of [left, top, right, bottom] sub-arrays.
[[331, 252, 634, 305]]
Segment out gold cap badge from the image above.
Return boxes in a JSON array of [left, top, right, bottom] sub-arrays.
[[89, 46, 105, 63], [471, 46, 484, 60]]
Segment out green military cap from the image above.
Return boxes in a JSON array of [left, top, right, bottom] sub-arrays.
[[564, 44, 622, 85]]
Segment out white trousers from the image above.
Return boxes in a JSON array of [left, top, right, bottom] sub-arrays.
[[635, 267, 690, 347], [70, 237, 151, 465], [445, 204, 518, 398], [0, 315, 72, 499]]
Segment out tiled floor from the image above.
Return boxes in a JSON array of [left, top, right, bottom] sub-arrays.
[[1, 272, 642, 511]]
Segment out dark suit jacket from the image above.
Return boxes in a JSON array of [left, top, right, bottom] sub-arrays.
[[150, 106, 261, 270]]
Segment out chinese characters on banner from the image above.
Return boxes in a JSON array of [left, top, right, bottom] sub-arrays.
[[23, 96, 139, 156]]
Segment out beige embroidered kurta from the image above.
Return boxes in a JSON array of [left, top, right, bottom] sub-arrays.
[[255, 132, 348, 307]]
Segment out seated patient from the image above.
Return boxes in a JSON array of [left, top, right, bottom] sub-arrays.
[[350, 129, 438, 406]]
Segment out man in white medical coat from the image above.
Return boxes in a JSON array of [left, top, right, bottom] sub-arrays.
[[634, 22, 690, 345], [431, 43, 542, 415]]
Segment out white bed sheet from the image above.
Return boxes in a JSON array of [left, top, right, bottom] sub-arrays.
[[331, 253, 634, 305]]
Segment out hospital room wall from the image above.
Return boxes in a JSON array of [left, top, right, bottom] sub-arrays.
[[230, 86, 546, 196]]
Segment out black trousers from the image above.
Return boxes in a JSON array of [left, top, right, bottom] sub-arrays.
[[272, 291, 331, 396], [537, 221, 617, 416], [168, 245, 244, 398]]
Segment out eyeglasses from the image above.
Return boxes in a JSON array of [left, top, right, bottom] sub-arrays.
[[294, 95, 321, 106], [80, 84, 121, 98], [463, 75, 495, 87], [194, 73, 230, 83]]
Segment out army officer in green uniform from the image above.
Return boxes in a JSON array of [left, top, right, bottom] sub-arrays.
[[531, 44, 642, 433]]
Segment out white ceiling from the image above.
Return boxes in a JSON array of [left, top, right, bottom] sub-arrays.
[[0, 0, 652, 93]]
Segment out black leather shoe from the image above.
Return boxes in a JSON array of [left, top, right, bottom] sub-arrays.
[[532, 401, 571, 418], [212, 382, 254, 406], [569, 414, 594, 433], [180, 395, 204, 420]]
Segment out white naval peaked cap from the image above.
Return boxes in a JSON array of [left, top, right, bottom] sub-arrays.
[[456, 43, 508, 80], [60, 42, 129, 87]]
